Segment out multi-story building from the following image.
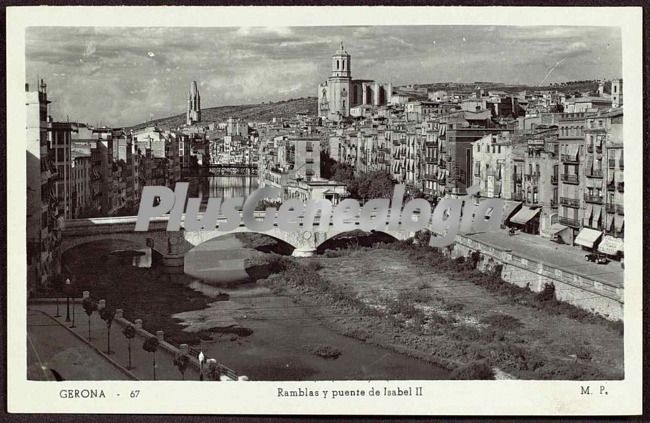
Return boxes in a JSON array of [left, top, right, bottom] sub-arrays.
[[557, 112, 587, 237], [26, 80, 61, 290], [584, 108, 624, 258], [50, 121, 75, 219], [72, 156, 92, 218]]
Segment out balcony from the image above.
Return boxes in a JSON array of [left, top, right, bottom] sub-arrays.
[[596, 145, 602, 154], [607, 182, 615, 191], [559, 216, 581, 228], [423, 173, 436, 181], [617, 182, 624, 193], [551, 175, 558, 185], [305, 158, 314, 164], [608, 159, 616, 169], [512, 192, 523, 201], [513, 175, 523, 183], [585, 168, 603, 178], [561, 174, 579, 184], [525, 173, 539, 182], [584, 193, 603, 204], [587, 145, 593, 153], [561, 154, 579, 164], [619, 159, 624, 170], [550, 199, 558, 208], [616, 204, 624, 215], [605, 203, 616, 214], [560, 197, 580, 208]]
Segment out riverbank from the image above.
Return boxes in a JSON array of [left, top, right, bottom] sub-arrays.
[[249, 242, 623, 380]]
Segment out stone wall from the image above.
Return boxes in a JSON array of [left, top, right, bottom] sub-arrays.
[[449, 235, 623, 320]]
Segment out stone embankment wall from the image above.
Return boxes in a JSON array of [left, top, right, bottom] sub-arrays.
[[449, 235, 623, 320]]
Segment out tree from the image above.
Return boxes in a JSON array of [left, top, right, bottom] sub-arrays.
[[122, 324, 136, 370], [365, 171, 395, 199], [99, 307, 116, 354], [173, 352, 189, 380], [142, 336, 160, 381], [82, 298, 98, 341]]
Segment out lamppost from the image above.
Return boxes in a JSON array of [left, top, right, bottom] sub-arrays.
[[64, 278, 71, 322]]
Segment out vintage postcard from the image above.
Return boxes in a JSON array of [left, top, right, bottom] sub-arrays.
[[6, 6, 643, 415]]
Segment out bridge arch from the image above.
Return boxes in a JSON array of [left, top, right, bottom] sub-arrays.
[[315, 229, 401, 253]]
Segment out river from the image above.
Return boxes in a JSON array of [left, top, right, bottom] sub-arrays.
[[66, 176, 450, 380]]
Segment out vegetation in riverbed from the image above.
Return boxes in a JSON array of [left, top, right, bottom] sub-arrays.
[[249, 241, 623, 380]]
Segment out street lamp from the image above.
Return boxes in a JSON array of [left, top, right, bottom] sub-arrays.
[[65, 278, 71, 322]]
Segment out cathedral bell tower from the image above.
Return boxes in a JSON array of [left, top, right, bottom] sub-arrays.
[[331, 42, 351, 78]]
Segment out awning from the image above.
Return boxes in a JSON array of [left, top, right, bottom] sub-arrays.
[[583, 204, 593, 226], [502, 201, 522, 224], [615, 215, 624, 232], [598, 235, 624, 255], [509, 206, 541, 225], [592, 205, 602, 227], [574, 227, 603, 249], [547, 223, 569, 235]]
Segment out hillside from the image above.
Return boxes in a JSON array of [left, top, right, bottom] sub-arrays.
[[128, 97, 318, 131]]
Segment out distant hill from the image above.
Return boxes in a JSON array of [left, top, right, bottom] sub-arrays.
[[128, 97, 318, 131]]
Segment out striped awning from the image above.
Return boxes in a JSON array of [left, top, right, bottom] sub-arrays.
[[509, 206, 540, 225], [583, 204, 593, 226], [574, 227, 602, 249], [598, 235, 624, 255]]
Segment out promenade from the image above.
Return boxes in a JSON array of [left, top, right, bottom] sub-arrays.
[[28, 302, 202, 381], [465, 230, 624, 288]]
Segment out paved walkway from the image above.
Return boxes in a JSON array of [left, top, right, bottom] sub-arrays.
[[29, 303, 202, 381], [465, 230, 624, 288], [27, 309, 129, 381]]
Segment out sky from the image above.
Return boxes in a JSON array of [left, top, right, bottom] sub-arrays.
[[26, 26, 621, 128]]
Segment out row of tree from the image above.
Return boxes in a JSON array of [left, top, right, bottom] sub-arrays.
[[80, 296, 222, 381]]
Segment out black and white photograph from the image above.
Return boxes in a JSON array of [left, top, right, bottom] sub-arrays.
[[7, 5, 643, 415]]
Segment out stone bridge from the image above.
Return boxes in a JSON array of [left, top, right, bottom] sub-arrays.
[[61, 212, 414, 270]]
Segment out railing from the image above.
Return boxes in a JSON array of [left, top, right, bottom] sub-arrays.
[[525, 173, 539, 181], [607, 182, 615, 191], [423, 173, 436, 181], [512, 192, 523, 201], [584, 194, 603, 204], [587, 145, 593, 153], [561, 174, 579, 184], [585, 168, 603, 178], [619, 159, 624, 170], [617, 182, 624, 193], [608, 159, 616, 169], [596, 145, 602, 153], [513, 175, 522, 183], [559, 216, 581, 227], [605, 203, 616, 214], [560, 197, 580, 207], [550, 199, 558, 208], [616, 204, 624, 215], [561, 154, 579, 164], [551, 175, 558, 185]]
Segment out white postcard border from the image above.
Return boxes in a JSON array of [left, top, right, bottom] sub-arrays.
[[6, 5, 643, 415]]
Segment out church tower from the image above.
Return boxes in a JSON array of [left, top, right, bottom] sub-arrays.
[[325, 42, 352, 119], [187, 81, 201, 126], [331, 42, 351, 78]]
